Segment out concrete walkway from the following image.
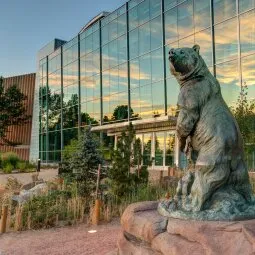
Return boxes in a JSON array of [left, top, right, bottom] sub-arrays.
[[0, 168, 58, 186]]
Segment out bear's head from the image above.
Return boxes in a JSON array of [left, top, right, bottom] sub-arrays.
[[169, 45, 206, 83]]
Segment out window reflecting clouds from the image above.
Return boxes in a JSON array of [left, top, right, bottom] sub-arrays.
[[178, 0, 193, 38], [216, 60, 240, 106], [215, 18, 238, 63], [240, 10, 255, 57], [155, 132, 164, 166], [213, 0, 236, 24], [242, 55, 255, 101], [194, 0, 210, 32], [164, 0, 177, 12], [164, 7, 178, 44], [39, 0, 255, 163], [166, 77, 179, 116], [195, 29, 212, 67], [239, 0, 255, 13]]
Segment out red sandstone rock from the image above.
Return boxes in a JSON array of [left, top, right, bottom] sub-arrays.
[[118, 201, 255, 255], [121, 201, 168, 243]]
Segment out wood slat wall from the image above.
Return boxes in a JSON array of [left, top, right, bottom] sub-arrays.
[[0, 73, 36, 161]]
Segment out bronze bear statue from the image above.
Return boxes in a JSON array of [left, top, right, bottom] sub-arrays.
[[158, 45, 254, 221]]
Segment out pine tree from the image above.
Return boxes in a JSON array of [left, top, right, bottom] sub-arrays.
[[62, 128, 103, 197], [231, 85, 255, 152], [108, 123, 148, 200]]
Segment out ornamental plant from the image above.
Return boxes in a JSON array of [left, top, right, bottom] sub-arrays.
[[62, 128, 103, 197]]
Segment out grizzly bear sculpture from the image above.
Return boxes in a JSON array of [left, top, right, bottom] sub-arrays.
[[158, 45, 255, 221]]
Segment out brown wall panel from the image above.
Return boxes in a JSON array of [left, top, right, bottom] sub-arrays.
[[0, 73, 36, 161]]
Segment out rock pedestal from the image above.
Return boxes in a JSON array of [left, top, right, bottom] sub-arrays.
[[118, 201, 255, 255]]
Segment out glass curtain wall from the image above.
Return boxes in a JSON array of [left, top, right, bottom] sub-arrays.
[[39, 0, 255, 167], [62, 37, 79, 152]]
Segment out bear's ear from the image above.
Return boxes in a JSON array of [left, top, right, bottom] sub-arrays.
[[192, 44, 200, 54]]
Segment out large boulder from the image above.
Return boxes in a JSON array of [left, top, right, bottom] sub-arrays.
[[12, 183, 48, 203], [118, 201, 255, 255]]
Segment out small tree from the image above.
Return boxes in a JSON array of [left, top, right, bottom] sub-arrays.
[[133, 137, 149, 184], [0, 76, 30, 145], [62, 128, 103, 197], [108, 123, 149, 200], [231, 85, 255, 152]]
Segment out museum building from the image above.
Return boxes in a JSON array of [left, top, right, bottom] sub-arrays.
[[30, 0, 255, 171]]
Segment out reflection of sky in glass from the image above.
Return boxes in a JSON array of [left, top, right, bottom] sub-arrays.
[[40, 0, 255, 133], [213, 0, 236, 24], [216, 60, 240, 106], [242, 55, 255, 101], [215, 18, 238, 63], [240, 10, 255, 57]]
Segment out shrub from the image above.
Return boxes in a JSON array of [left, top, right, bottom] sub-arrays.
[[1, 152, 20, 169], [62, 128, 103, 198], [17, 161, 35, 172], [17, 161, 26, 171], [3, 163, 14, 173], [108, 123, 149, 201]]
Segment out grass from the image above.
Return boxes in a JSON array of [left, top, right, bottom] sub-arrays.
[[0, 178, 177, 232]]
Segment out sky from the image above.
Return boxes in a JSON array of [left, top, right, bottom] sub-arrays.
[[0, 0, 126, 77]]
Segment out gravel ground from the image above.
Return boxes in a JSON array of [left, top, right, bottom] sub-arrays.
[[0, 219, 121, 255], [0, 169, 58, 186]]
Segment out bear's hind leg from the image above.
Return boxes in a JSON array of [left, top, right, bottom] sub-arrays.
[[190, 163, 230, 211]]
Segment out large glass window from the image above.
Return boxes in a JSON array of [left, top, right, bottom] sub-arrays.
[[118, 35, 127, 64], [179, 35, 194, 48], [166, 77, 179, 116], [109, 40, 118, 68], [150, 16, 162, 50], [240, 10, 255, 57], [129, 28, 139, 59], [63, 128, 78, 146], [48, 131, 61, 151], [178, 0, 194, 38], [216, 60, 240, 106], [139, 53, 151, 86], [150, 0, 161, 19], [63, 105, 79, 129], [118, 14, 126, 36], [102, 24, 109, 45], [140, 84, 152, 118], [194, 0, 211, 32], [165, 132, 175, 166], [143, 133, 152, 165], [164, 0, 177, 11], [214, 18, 238, 63], [213, 0, 236, 24], [164, 7, 178, 44], [130, 87, 141, 118], [129, 6, 139, 30], [138, 0, 150, 25], [239, 0, 255, 13], [109, 19, 118, 42], [130, 58, 139, 88], [155, 132, 164, 166], [151, 48, 164, 82], [139, 22, 151, 55], [152, 81, 165, 116], [242, 55, 255, 101], [195, 29, 213, 67]]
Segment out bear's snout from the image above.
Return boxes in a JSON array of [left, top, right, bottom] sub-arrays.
[[169, 48, 175, 62]]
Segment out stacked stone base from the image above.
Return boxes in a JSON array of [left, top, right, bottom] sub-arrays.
[[118, 201, 255, 255]]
